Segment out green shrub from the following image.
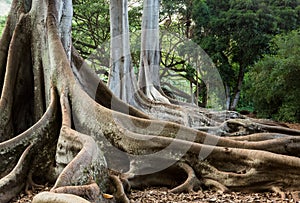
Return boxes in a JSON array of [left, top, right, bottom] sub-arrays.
[[248, 30, 300, 122]]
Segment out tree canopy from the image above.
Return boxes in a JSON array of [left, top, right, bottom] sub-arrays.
[[191, 0, 300, 110], [248, 30, 300, 122]]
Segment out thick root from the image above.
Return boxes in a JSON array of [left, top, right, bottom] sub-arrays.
[[0, 87, 58, 203], [110, 175, 130, 203], [52, 127, 107, 189], [202, 178, 228, 193], [0, 145, 33, 203], [25, 170, 45, 195], [170, 162, 201, 193], [32, 191, 91, 203], [51, 182, 100, 201]]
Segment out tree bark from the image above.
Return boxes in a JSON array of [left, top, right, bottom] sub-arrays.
[[230, 65, 245, 110], [108, 0, 136, 104], [138, 0, 170, 103]]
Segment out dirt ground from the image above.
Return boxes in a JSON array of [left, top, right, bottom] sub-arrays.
[[9, 186, 299, 203], [286, 123, 300, 130], [129, 187, 299, 203]]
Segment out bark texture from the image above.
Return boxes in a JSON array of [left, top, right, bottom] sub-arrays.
[[0, 0, 300, 203], [108, 0, 136, 104]]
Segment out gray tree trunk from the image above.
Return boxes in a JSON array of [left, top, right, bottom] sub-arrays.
[[230, 66, 245, 110], [138, 0, 169, 103], [108, 0, 136, 104]]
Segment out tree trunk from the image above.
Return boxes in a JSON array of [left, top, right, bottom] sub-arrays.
[[108, 0, 136, 104], [1, 1, 300, 203], [230, 65, 245, 110], [138, 0, 169, 103], [224, 82, 231, 110]]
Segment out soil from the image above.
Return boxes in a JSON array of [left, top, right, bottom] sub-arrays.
[[129, 188, 299, 203], [9, 186, 300, 203], [286, 123, 300, 130]]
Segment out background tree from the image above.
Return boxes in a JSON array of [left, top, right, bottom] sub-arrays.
[[72, 0, 110, 58], [192, 0, 300, 110], [138, 0, 170, 103], [72, 0, 143, 82], [248, 30, 300, 122], [105, 0, 217, 127], [0, 16, 6, 36], [158, 0, 209, 106], [108, 0, 136, 103]]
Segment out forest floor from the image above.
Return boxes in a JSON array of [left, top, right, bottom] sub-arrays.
[[9, 185, 300, 203], [9, 122, 300, 203]]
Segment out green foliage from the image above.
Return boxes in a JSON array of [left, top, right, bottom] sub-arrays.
[[0, 16, 6, 37], [72, 0, 143, 82], [72, 0, 110, 59], [192, 0, 300, 109], [248, 30, 300, 122]]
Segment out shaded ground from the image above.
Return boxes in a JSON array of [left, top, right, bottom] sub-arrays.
[[286, 123, 300, 130], [129, 187, 298, 203], [10, 186, 299, 203]]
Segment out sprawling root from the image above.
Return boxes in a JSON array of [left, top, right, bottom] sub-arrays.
[[0, 145, 33, 203], [52, 127, 107, 190], [170, 162, 202, 193], [0, 87, 59, 202], [33, 191, 92, 203], [51, 183, 100, 201], [110, 175, 130, 203]]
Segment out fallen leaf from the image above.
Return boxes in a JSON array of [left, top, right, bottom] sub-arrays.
[[103, 193, 114, 199]]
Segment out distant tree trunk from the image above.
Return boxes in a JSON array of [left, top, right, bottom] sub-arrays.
[[106, 0, 218, 128], [230, 66, 245, 110], [189, 80, 194, 104], [138, 0, 170, 103], [224, 82, 231, 110], [108, 0, 136, 104]]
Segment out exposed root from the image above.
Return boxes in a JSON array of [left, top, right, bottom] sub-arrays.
[[71, 47, 150, 120], [202, 179, 228, 193], [60, 90, 72, 127], [0, 145, 33, 203], [170, 162, 201, 193], [0, 87, 58, 202], [228, 133, 289, 141], [223, 119, 300, 136], [271, 186, 286, 199], [52, 127, 107, 189], [25, 170, 45, 195], [51, 182, 100, 201], [0, 13, 31, 141], [32, 191, 91, 203], [110, 175, 130, 203]]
